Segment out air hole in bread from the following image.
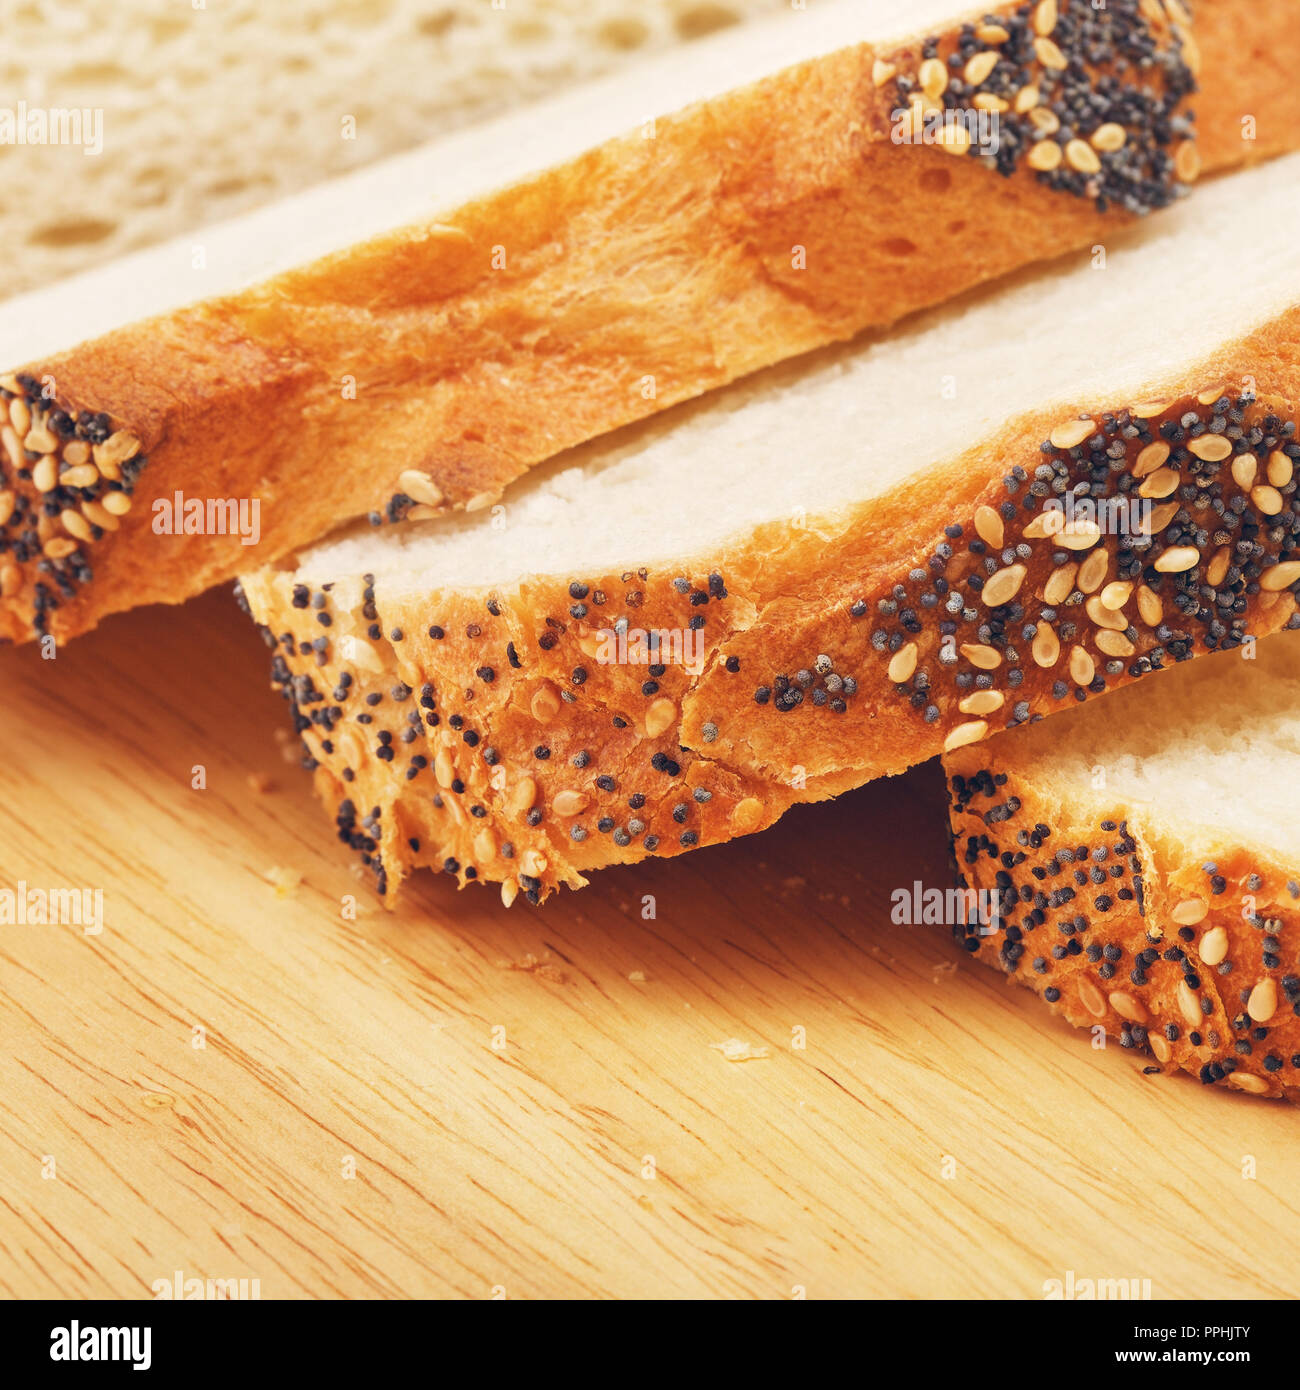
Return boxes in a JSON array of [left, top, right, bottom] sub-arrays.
[[338, 0, 397, 27], [207, 176, 271, 199], [131, 166, 171, 207], [918, 167, 952, 194], [882, 237, 917, 257], [510, 20, 552, 44], [148, 16, 188, 44], [598, 18, 650, 49], [416, 10, 457, 39], [675, 4, 739, 40], [60, 61, 129, 86], [28, 217, 117, 248]]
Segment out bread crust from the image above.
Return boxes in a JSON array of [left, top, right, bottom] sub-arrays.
[[239, 302, 1300, 912], [1196, 0, 1300, 172], [945, 742, 1300, 1099], [1, 0, 1282, 644]]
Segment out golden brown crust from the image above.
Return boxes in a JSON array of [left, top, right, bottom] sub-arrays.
[[945, 748, 1300, 1098], [1197, 0, 1300, 171], [239, 302, 1300, 912], [3, 0, 1284, 644]]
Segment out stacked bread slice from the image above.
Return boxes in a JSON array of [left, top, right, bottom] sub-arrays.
[[945, 631, 1300, 1097], [2, 0, 1295, 645], [239, 153, 1300, 911]]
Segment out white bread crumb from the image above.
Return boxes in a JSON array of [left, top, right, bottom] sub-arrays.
[[711, 1039, 769, 1062], [265, 866, 302, 898]]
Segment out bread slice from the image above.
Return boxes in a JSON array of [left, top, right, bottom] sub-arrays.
[[945, 629, 1300, 1098], [0, 0, 1287, 644], [238, 152, 1300, 907], [0, 0, 790, 295]]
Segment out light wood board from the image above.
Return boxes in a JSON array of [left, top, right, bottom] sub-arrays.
[[0, 589, 1296, 1299]]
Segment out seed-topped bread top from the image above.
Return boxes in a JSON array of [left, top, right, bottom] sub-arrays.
[[883, 0, 1198, 214]]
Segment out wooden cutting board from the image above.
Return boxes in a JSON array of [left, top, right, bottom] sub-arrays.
[[1, 587, 1295, 1300]]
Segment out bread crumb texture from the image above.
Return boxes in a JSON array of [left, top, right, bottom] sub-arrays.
[[0, 0, 786, 295]]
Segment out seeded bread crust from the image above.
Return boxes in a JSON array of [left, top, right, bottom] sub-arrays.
[[945, 748, 1300, 1098], [0, 0, 1283, 645], [238, 302, 1300, 908]]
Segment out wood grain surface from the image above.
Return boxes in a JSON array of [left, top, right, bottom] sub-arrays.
[[1, 588, 1296, 1300]]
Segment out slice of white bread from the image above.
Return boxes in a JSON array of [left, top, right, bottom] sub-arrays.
[[2, 0, 1290, 645], [945, 629, 1300, 1098], [238, 152, 1300, 907], [0, 0, 789, 296]]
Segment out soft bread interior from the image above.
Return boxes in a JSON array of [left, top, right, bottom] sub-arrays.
[[0, 0, 966, 367], [0, 0, 793, 298], [291, 154, 1300, 594], [974, 630, 1300, 861]]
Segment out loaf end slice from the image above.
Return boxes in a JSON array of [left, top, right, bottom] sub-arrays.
[[945, 630, 1300, 1098]]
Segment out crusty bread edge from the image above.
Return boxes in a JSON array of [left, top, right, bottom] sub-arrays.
[[238, 300, 1300, 918], [945, 726, 1300, 1099]]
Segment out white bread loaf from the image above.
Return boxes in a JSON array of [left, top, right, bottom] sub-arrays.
[[1, 0, 786, 296], [4, 0, 1289, 645], [945, 629, 1300, 1098], [238, 153, 1300, 908]]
